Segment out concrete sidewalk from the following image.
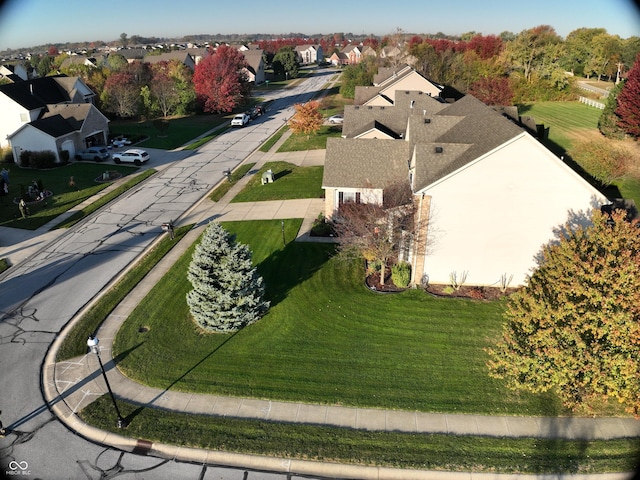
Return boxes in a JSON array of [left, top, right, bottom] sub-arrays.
[[15, 131, 640, 478]]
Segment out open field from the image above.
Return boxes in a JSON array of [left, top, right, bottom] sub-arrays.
[[518, 101, 602, 154]]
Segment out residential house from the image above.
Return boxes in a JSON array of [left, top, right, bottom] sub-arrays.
[[323, 81, 608, 287], [240, 49, 265, 84], [329, 51, 349, 66], [0, 75, 107, 163], [144, 51, 196, 70], [118, 48, 147, 63], [0, 63, 32, 82], [295, 44, 324, 64], [354, 65, 451, 107], [9, 103, 110, 164], [59, 55, 98, 70]]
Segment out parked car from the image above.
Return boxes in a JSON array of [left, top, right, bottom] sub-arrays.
[[249, 105, 265, 118], [328, 114, 344, 124], [75, 147, 110, 162], [231, 113, 250, 127], [112, 149, 149, 166]]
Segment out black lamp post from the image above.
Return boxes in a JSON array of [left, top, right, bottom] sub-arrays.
[[87, 335, 127, 428]]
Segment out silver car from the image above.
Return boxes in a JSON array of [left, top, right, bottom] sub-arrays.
[[75, 147, 110, 161]]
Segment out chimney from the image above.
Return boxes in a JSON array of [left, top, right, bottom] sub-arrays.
[[435, 146, 443, 153]]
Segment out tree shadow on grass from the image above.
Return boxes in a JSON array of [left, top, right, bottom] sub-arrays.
[[257, 241, 336, 309]]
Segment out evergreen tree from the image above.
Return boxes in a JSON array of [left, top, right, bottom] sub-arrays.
[[597, 81, 625, 139], [487, 209, 640, 415], [186, 222, 269, 333], [615, 52, 640, 139]]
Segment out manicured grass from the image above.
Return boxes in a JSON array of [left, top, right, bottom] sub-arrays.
[[113, 220, 568, 416], [259, 125, 288, 152], [80, 395, 640, 474], [0, 163, 140, 230], [80, 395, 639, 473], [208, 163, 255, 202], [231, 161, 323, 202], [518, 101, 602, 154], [56, 224, 193, 361], [616, 176, 640, 207], [277, 125, 343, 152], [52, 169, 156, 229], [110, 114, 228, 150]]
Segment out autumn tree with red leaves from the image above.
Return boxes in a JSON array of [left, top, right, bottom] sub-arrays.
[[193, 45, 251, 113], [615, 53, 640, 139], [288, 101, 324, 138], [101, 72, 141, 118], [468, 77, 513, 105], [487, 209, 640, 415]]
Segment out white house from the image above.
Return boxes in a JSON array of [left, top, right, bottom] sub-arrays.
[[0, 75, 96, 149], [295, 44, 324, 64], [323, 73, 609, 287], [9, 103, 110, 165]]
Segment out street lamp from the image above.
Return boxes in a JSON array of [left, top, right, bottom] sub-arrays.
[[87, 335, 127, 428]]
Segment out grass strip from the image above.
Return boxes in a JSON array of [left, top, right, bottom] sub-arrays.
[[55, 224, 192, 361], [80, 395, 640, 475], [53, 169, 156, 229], [259, 125, 288, 152], [209, 163, 255, 202]]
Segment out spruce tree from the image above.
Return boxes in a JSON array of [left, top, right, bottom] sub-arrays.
[[615, 52, 640, 139], [186, 222, 269, 333]]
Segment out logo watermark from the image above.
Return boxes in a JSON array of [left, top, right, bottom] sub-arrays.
[[6, 460, 30, 476]]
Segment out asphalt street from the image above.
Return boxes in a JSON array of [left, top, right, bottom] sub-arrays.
[[0, 69, 336, 480]]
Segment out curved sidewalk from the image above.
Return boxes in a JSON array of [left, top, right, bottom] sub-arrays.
[[40, 141, 640, 479]]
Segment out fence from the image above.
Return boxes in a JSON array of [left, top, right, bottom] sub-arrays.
[[579, 96, 605, 109]]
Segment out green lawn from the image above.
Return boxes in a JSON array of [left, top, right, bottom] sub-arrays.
[[110, 114, 229, 150], [518, 101, 602, 154], [277, 125, 343, 152], [0, 162, 140, 230], [114, 220, 568, 416], [231, 161, 324, 202], [81, 395, 640, 474]]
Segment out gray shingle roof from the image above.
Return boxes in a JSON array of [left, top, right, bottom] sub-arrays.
[[323, 138, 410, 189], [326, 88, 527, 193]]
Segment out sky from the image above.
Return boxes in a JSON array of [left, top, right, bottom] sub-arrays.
[[0, 0, 638, 51]]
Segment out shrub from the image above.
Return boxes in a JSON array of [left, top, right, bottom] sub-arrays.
[[310, 213, 334, 237], [391, 262, 411, 288], [568, 139, 629, 186], [20, 150, 57, 169]]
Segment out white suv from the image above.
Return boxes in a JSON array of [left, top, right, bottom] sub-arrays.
[[112, 149, 150, 165], [230, 113, 250, 127]]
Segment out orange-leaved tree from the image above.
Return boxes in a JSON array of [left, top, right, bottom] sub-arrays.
[[288, 101, 324, 139]]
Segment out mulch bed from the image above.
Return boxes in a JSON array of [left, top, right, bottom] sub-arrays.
[[425, 284, 518, 300], [365, 269, 519, 299], [365, 269, 406, 293]]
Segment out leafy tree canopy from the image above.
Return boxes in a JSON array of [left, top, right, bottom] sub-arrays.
[[487, 209, 640, 415], [193, 44, 251, 114], [615, 52, 640, 139], [287, 100, 323, 137]]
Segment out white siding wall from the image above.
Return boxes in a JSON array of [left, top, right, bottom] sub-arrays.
[[11, 127, 59, 164], [420, 134, 608, 287], [0, 94, 33, 148]]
